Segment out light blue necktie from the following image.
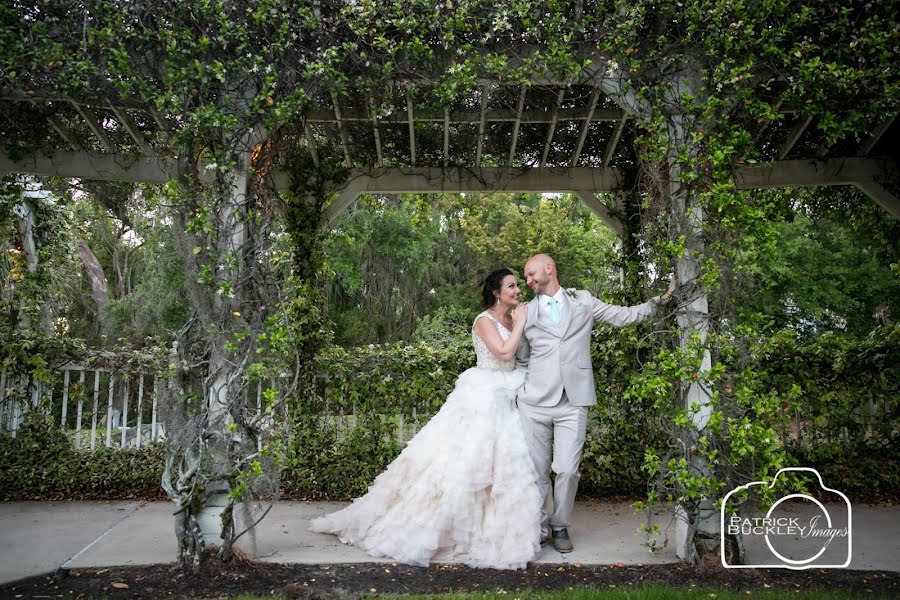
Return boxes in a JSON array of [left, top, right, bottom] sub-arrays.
[[547, 298, 561, 324]]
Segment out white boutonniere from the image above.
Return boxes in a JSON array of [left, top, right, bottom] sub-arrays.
[[565, 288, 585, 308]]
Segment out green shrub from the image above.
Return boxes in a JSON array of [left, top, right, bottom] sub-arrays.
[[2, 326, 897, 502], [0, 414, 165, 500], [281, 415, 401, 500]]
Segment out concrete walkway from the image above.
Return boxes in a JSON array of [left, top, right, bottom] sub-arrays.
[[1, 500, 898, 585]]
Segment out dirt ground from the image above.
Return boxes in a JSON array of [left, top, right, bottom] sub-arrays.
[[1, 560, 899, 600]]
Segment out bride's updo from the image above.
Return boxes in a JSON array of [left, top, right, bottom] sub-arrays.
[[481, 268, 516, 309]]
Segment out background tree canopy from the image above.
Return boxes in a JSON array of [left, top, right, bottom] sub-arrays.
[[5, 180, 895, 349]]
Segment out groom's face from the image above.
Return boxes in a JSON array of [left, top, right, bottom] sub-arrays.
[[524, 261, 551, 295]]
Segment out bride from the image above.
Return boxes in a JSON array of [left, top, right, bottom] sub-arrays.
[[310, 268, 541, 569]]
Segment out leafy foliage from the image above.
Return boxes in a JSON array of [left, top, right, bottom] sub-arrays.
[[4, 326, 896, 502], [0, 415, 165, 501]]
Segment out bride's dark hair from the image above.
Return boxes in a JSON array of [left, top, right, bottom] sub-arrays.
[[481, 268, 516, 309]]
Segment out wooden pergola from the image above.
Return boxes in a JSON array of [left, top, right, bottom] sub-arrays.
[[2, 80, 898, 234], [3, 41, 898, 566]]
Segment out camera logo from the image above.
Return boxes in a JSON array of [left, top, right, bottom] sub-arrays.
[[721, 467, 851, 569]]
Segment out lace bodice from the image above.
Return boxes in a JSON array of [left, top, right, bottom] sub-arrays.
[[472, 311, 516, 372]]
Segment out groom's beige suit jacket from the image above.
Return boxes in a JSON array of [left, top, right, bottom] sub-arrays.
[[516, 289, 660, 407]]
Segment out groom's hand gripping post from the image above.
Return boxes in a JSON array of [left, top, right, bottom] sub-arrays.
[[659, 275, 677, 303]]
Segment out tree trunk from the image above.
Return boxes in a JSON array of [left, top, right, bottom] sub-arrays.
[[162, 136, 256, 568], [13, 198, 39, 331], [75, 237, 110, 329]]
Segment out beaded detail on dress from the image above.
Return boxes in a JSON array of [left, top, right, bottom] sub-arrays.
[[472, 311, 515, 372]]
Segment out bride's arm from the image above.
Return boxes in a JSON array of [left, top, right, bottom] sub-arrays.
[[473, 305, 527, 362]]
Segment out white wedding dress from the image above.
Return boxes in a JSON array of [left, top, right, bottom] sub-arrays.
[[309, 311, 542, 569]]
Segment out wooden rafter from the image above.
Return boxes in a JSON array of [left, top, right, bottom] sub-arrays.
[[299, 107, 622, 124], [574, 190, 623, 235], [570, 88, 600, 167], [508, 88, 527, 165], [71, 102, 115, 153], [47, 116, 81, 151], [303, 124, 320, 168], [603, 112, 628, 167], [369, 98, 383, 168], [108, 103, 150, 154], [149, 108, 168, 131], [332, 93, 352, 167], [29, 100, 80, 151], [476, 86, 489, 168], [815, 139, 835, 158], [778, 115, 813, 160], [860, 114, 896, 156], [754, 98, 783, 141], [406, 92, 416, 166], [443, 107, 450, 168], [540, 89, 565, 168]]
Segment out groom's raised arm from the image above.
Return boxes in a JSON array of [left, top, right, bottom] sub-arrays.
[[589, 277, 675, 327], [590, 295, 658, 327]]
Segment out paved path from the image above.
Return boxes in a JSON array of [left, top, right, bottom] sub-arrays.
[[1, 500, 898, 584]]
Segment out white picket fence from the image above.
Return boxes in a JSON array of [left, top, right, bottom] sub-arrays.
[[0, 363, 163, 450], [1, 360, 443, 451]]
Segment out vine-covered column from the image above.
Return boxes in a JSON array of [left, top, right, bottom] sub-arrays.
[[159, 124, 278, 569], [666, 112, 720, 562], [280, 156, 350, 385]]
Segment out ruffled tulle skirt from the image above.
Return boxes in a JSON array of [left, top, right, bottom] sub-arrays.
[[309, 367, 541, 569]]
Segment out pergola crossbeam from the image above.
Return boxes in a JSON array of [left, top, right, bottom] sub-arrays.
[[778, 115, 813, 160], [108, 103, 150, 154], [4, 149, 896, 223], [300, 107, 623, 124], [370, 99, 383, 168], [0, 152, 176, 184], [570, 88, 600, 167], [406, 92, 416, 166], [475, 86, 489, 168], [508, 88, 526, 165], [733, 157, 894, 189], [332, 93, 352, 167], [860, 114, 896, 156], [603, 112, 628, 167], [71, 102, 116, 153], [322, 167, 625, 223], [540, 89, 565, 168], [304, 124, 320, 168]]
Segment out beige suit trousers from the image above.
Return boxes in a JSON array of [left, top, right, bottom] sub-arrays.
[[517, 393, 587, 538]]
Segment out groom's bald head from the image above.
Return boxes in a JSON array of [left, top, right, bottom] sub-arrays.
[[524, 254, 560, 296]]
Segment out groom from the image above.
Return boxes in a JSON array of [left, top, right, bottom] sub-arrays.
[[516, 254, 676, 552]]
